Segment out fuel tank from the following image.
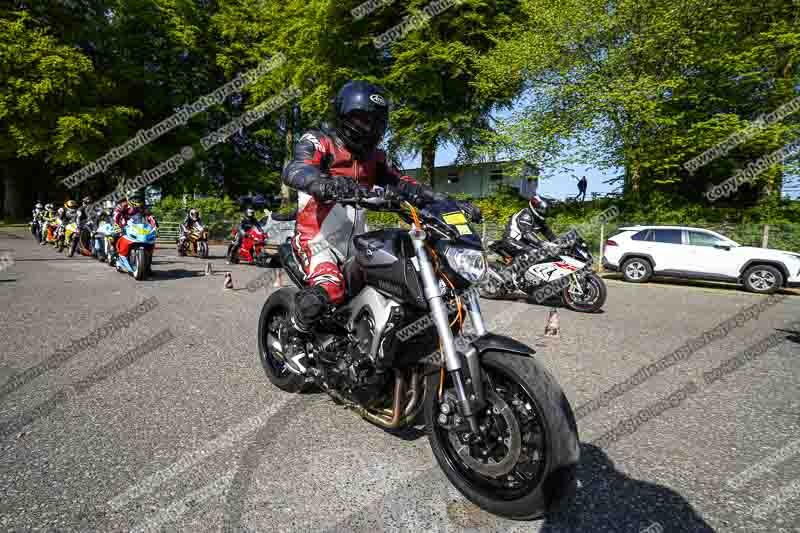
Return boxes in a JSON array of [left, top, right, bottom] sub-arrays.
[[352, 229, 426, 308]]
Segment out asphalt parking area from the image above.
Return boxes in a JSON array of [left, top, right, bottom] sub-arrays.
[[1, 228, 798, 532]]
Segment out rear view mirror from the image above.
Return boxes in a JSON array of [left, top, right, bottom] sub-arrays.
[[714, 244, 731, 250]]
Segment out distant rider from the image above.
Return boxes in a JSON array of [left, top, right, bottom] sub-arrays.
[[501, 194, 560, 258], [229, 208, 263, 262], [76, 196, 93, 227], [94, 200, 114, 226], [40, 204, 55, 245], [179, 208, 202, 247], [63, 199, 79, 224]]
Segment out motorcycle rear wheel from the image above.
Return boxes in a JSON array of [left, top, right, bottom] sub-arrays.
[[258, 288, 308, 393], [426, 351, 579, 520]]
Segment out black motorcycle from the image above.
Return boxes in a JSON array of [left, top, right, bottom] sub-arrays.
[[481, 230, 607, 313], [257, 188, 580, 520]]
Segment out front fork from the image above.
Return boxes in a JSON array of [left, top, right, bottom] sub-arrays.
[[409, 229, 488, 434]]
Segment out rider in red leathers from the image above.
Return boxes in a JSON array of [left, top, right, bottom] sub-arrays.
[[281, 80, 480, 369], [109, 194, 156, 263]]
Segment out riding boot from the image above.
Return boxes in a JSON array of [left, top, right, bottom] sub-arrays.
[[282, 285, 332, 375]]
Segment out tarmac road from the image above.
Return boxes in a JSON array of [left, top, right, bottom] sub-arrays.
[[1, 227, 799, 532]]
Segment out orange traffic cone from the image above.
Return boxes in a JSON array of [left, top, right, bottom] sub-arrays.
[[544, 308, 560, 337], [224, 272, 233, 289]]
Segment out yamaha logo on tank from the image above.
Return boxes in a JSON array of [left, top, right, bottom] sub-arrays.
[[369, 94, 387, 106]]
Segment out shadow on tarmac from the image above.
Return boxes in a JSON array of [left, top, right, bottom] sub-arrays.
[[541, 443, 715, 532]]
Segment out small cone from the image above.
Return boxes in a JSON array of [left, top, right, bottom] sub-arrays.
[[205, 261, 213, 276], [224, 272, 233, 289], [544, 307, 560, 337]]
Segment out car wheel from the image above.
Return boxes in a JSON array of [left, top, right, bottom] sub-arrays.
[[742, 265, 783, 294], [621, 257, 652, 283]]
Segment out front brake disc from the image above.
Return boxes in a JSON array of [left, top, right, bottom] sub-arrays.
[[448, 390, 522, 478]]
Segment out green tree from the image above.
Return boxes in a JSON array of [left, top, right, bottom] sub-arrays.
[[477, 0, 800, 206]]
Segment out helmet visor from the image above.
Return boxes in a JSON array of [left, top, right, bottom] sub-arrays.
[[339, 110, 387, 152]]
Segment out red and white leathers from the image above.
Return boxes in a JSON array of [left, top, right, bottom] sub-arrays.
[[282, 128, 418, 305], [113, 204, 156, 230]]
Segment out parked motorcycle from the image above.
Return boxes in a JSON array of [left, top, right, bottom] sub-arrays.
[[114, 214, 157, 280], [227, 224, 269, 265], [177, 222, 209, 258], [258, 188, 579, 520], [481, 229, 607, 313]]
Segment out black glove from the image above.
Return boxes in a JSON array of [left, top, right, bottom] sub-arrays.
[[309, 176, 361, 203], [457, 200, 482, 223], [393, 181, 437, 205]]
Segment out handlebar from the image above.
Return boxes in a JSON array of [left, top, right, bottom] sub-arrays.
[[336, 187, 405, 210]]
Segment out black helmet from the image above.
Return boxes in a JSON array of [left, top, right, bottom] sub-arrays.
[[189, 208, 199, 220], [82, 196, 92, 205], [528, 194, 549, 220], [245, 208, 255, 218], [333, 80, 389, 156]]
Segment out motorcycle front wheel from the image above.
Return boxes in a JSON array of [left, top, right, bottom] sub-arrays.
[[561, 272, 606, 313], [132, 247, 148, 280], [426, 352, 579, 520], [227, 243, 240, 264], [198, 241, 208, 258], [66, 237, 77, 257]]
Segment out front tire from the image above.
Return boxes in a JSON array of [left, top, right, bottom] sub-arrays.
[[198, 241, 208, 258], [562, 272, 606, 313], [66, 237, 77, 257], [133, 247, 147, 280], [426, 352, 580, 520], [257, 288, 307, 393], [742, 264, 783, 294], [227, 243, 240, 264]]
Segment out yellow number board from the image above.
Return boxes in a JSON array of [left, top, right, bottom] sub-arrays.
[[442, 212, 472, 235]]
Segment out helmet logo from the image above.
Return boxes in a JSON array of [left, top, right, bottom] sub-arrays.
[[369, 94, 386, 106]]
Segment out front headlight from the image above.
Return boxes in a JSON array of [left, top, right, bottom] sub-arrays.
[[444, 246, 486, 283]]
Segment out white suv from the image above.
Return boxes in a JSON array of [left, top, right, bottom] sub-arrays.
[[602, 225, 800, 294]]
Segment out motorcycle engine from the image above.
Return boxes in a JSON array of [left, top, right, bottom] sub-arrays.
[[322, 313, 388, 405]]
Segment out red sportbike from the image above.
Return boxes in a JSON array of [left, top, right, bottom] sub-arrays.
[[227, 225, 270, 265]]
